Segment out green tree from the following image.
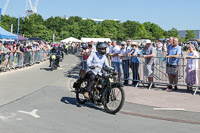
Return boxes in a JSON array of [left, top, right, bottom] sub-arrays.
[[80, 19, 97, 38], [44, 16, 67, 33], [167, 28, 179, 38], [101, 20, 120, 40], [0, 14, 175, 42], [185, 30, 195, 41], [143, 22, 164, 40]]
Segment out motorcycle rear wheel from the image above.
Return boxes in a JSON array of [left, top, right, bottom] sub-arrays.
[[76, 80, 88, 104]]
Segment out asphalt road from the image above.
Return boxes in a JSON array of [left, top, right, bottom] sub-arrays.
[[0, 54, 200, 133]]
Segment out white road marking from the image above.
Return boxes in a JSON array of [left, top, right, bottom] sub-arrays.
[[18, 109, 40, 118], [16, 118, 23, 121], [154, 108, 185, 111], [7, 113, 16, 118], [58, 68, 65, 70], [0, 113, 8, 121]]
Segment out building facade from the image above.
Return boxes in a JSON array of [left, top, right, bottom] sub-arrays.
[[178, 30, 200, 39]]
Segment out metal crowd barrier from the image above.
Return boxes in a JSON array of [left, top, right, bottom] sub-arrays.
[[78, 55, 200, 95], [0, 50, 49, 72], [128, 57, 200, 95]]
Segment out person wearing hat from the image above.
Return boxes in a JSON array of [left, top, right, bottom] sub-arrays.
[[119, 41, 132, 85], [109, 41, 121, 80], [126, 39, 132, 50], [128, 42, 140, 86], [16, 43, 25, 68], [1, 43, 11, 70], [106, 41, 112, 66], [140, 40, 155, 87]]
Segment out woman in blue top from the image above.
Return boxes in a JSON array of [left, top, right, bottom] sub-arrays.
[[129, 42, 140, 86]]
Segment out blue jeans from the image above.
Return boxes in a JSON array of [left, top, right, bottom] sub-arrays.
[[131, 62, 140, 85], [122, 60, 130, 83], [111, 61, 121, 73]]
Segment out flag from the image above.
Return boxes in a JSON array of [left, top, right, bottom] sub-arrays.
[[17, 16, 20, 41], [21, 16, 25, 21], [53, 34, 55, 43], [0, 8, 1, 24]]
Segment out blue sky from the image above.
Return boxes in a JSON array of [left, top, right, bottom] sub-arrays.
[[0, 0, 199, 30]]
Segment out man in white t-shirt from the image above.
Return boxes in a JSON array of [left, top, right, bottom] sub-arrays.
[[109, 41, 121, 80]]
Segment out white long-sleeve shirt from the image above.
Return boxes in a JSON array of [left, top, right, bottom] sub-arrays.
[[87, 52, 109, 75]]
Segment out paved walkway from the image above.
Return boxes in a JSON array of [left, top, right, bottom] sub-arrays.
[[124, 85, 200, 112]]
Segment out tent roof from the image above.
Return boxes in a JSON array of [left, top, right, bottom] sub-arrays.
[[0, 26, 18, 39], [61, 37, 81, 43], [81, 38, 111, 43]]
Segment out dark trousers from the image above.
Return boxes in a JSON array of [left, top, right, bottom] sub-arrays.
[[85, 71, 96, 92], [122, 60, 130, 83], [65, 49, 68, 54], [131, 62, 140, 85]]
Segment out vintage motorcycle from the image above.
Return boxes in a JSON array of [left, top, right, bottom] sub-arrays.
[[73, 66, 125, 114]]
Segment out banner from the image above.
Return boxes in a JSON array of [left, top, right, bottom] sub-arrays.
[[17, 16, 20, 41], [0, 8, 1, 24], [11, 24, 13, 33], [53, 34, 55, 43]]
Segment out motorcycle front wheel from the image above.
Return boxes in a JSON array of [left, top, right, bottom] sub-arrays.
[[103, 87, 125, 114]]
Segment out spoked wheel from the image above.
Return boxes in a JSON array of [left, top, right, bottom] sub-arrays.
[[76, 80, 88, 104], [103, 87, 125, 114]]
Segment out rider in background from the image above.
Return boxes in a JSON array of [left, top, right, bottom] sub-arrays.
[[65, 43, 69, 55], [84, 42, 109, 98], [80, 44, 89, 70], [49, 44, 60, 67]]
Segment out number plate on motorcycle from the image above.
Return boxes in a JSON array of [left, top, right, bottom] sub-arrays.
[[109, 78, 114, 83], [52, 55, 56, 59]]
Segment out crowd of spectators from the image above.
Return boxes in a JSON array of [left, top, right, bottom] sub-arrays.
[[79, 37, 200, 92], [1, 38, 199, 92], [0, 41, 54, 71]]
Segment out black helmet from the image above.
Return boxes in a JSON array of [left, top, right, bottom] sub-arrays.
[[82, 44, 87, 50], [96, 42, 107, 55]]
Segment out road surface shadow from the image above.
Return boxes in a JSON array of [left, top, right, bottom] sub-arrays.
[[40, 68, 54, 71], [60, 97, 105, 112], [64, 64, 81, 79]]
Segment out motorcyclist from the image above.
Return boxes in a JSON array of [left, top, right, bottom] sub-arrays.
[[84, 42, 109, 98], [58, 43, 64, 59], [65, 44, 69, 55], [49, 44, 60, 67]]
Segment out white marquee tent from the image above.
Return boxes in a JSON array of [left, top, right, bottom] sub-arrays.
[[81, 38, 111, 43], [61, 37, 81, 43]]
